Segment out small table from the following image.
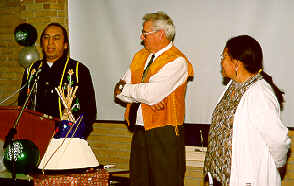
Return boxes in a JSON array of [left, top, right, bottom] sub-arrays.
[[0, 168, 110, 186], [32, 168, 109, 186], [106, 168, 129, 185]]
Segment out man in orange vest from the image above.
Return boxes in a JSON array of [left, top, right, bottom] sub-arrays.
[[114, 11, 193, 186]]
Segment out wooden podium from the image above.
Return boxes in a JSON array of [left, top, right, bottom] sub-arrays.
[[0, 106, 58, 158]]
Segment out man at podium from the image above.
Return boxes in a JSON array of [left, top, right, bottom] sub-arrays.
[[18, 23, 97, 139]]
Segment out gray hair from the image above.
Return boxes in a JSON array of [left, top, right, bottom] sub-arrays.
[[143, 11, 175, 41]]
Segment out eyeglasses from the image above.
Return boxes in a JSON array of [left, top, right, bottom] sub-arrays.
[[141, 30, 157, 37]]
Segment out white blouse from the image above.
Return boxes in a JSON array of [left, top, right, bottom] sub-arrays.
[[219, 79, 291, 186]]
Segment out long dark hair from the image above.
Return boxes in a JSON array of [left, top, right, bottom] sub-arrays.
[[40, 22, 69, 56], [225, 35, 285, 110]]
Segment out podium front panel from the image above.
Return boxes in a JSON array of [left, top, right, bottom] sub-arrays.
[[0, 106, 57, 158]]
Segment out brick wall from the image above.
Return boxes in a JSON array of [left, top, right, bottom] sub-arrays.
[[0, 0, 67, 106], [89, 121, 294, 186]]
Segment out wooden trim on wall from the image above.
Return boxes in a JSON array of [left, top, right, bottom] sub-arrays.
[[94, 120, 294, 130]]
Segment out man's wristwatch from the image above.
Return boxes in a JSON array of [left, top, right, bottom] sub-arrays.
[[119, 84, 125, 92]]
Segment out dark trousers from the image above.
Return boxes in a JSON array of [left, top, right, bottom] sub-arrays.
[[213, 179, 222, 186], [129, 125, 185, 186]]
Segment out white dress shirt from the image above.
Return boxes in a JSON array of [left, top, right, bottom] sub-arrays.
[[116, 42, 189, 126]]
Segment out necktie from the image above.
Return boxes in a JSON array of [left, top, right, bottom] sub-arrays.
[[142, 54, 155, 82], [129, 54, 155, 127]]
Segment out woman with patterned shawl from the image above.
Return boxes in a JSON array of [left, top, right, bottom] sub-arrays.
[[204, 35, 290, 186]]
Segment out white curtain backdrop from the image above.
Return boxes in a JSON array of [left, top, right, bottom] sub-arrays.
[[68, 0, 294, 127]]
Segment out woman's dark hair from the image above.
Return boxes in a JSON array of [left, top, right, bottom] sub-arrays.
[[40, 22, 69, 56], [225, 35, 285, 110]]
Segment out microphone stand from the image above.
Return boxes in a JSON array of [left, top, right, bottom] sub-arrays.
[[0, 83, 28, 105], [3, 72, 40, 180]]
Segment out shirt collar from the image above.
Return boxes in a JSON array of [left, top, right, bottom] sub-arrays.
[[151, 42, 173, 60], [44, 54, 67, 68], [47, 62, 53, 68]]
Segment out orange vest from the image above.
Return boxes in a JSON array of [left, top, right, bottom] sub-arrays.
[[125, 46, 194, 131]]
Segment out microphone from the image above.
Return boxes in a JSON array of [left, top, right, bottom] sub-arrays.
[[27, 68, 42, 87], [34, 68, 42, 80]]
